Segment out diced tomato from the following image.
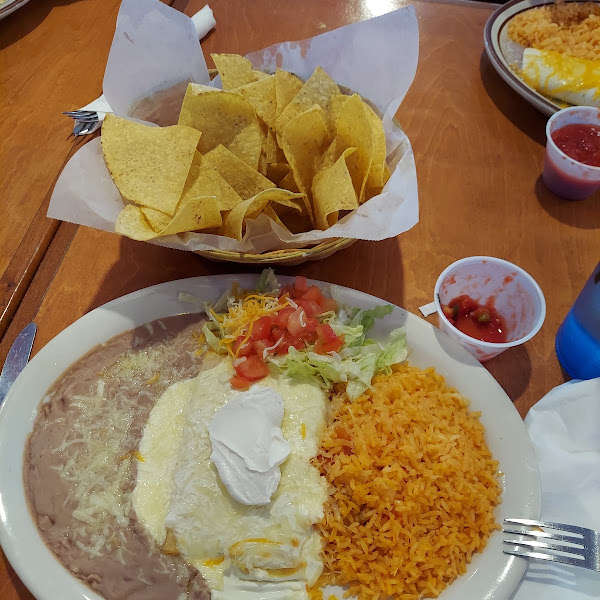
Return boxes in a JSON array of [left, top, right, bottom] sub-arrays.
[[316, 324, 338, 343], [319, 297, 338, 313], [274, 339, 291, 355], [314, 325, 344, 354], [301, 285, 323, 304], [253, 339, 270, 358], [251, 316, 272, 340], [230, 375, 251, 390], [303, 330, 318, 345], [273, 306, 295, 328], [287, 308, 307, 336], [295, 298, 321, 318], [294, 276, 308, 295], [234, 355, 269, 381], [280, 285, 294, 298], [274, 332, 306, 355], [270, 325, 285, 342], [315, 337, 344, 354], [232, 335, 253, 357]]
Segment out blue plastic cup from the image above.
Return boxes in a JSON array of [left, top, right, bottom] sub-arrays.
[[555, 262, 600, 379]]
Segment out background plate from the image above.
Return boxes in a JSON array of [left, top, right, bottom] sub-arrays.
[[0, 275, 540, 600], [0, 0, 31, 21], [484, 0, 598, 116]]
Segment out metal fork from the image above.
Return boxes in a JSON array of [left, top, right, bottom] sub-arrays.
[[62, 110, 100, 136], [503, 518, 600, 572]]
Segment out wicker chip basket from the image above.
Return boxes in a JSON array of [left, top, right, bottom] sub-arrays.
[[196, 237, 356, 266]]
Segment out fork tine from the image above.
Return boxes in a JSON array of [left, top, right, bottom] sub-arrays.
[[504, 519, 588, 536], [64, 115, 99, 123], [503, 526, 585, 545], [503, 539, 587, 557], [62, 110, 97, 117], [504, 548, 589, 569]]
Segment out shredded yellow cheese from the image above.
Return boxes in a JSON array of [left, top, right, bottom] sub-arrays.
[[209, 293, 291, 358]]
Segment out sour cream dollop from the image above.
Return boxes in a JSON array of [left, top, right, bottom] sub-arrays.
[[208, 386, 291, 505]]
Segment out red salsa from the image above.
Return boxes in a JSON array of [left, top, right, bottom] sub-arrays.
[[552, 124, 600, 167], [441, 295, 507, 344]]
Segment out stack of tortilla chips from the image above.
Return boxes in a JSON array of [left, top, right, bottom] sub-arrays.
[[101, 54, 390, 243]]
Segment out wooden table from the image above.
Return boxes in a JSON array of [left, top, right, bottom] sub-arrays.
[[1, 0, 599, 597], [0, 0, 177, 339]]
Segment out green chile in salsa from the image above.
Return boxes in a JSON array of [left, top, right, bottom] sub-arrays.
[[442, 295, 507, 344]]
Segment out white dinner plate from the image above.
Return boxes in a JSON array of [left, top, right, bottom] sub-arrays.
[[0, 0, 31, 21], [484, 0, 599, 116], [0, 275, 540, 600]]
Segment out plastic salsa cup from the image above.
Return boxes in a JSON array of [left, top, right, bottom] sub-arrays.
[[543, 106, 600, 201], [434, 256, 546, 362]]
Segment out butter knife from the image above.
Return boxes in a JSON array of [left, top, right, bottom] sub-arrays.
[[0, 323, 36, 407]]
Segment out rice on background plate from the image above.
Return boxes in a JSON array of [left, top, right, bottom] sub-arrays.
[[508, 2, 600, 61]]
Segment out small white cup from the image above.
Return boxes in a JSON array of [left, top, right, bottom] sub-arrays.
[[434, 257, 546, 362], [543, 106, 600, 200]]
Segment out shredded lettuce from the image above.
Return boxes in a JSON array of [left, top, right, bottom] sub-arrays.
[[187, 270, 407, 399], [202, 322, 224, 354], [349, 304, 394, 331], [271, 326, 407, 400], [255, 268, 280, 294]]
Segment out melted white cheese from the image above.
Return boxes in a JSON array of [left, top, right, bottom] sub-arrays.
[[133, 361, 329, 599]]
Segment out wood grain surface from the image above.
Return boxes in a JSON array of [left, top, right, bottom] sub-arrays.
[[0, 0, 174, 339], [1, 0, 600, 598]]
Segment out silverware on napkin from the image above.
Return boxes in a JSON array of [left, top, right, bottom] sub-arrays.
[[0, 323, 36, 407]]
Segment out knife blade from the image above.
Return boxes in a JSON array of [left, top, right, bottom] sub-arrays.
[[0, 323, 37, 407]]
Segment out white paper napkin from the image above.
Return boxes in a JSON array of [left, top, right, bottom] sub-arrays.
[[510, 378, 600, 599], [73, 4, 216, 134]]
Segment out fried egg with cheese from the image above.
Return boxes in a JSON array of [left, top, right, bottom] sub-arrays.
[[132, 360, 328, 600]]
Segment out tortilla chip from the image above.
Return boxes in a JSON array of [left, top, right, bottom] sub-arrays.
[[221, 188, 304, 240], [115, 205, 159, 241], [363, 102, 387, 190], [102, 115, 200, 216], [140, 207, 172, 232], [181, 156, 244, 212], [178, 84, 263, 170], [279, 172, 300, 193], [280, 105, 330, 220], [264, 128, 286, 164], [275, 69, 303, 119], [276, 66, 340, 144], [160, 196, 222, 235], [258, 152, 267, 175], [333, 93, 373, 202], [313, 148, 358, 230], [211, 53, 257, 89], [327, 93, 350, 134], [237, 75, 277, 130], [264, 189, 306, 213], [320, 137, 339, 171], [203, 144, 275, 200], [266, 162, 290, 185], [253, 69, 271, 81]]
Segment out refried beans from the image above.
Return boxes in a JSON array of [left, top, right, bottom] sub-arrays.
[[25, 314, 216, 600]]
